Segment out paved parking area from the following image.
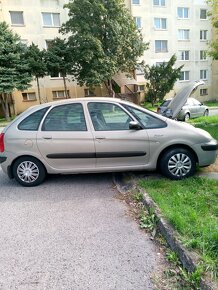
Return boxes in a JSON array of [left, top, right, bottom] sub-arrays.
[[0, 171, 165, 290]]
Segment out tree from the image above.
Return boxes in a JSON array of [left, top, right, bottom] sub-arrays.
[[207, 0, 218, 59], [25, 43, 47, 104], [0, 22, 32, 120], [144, 55, 183, 106], [45, 37, 75, 98], [60, 0, 147, 97]]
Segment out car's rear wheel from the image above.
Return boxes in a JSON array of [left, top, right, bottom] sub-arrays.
[[159, 148, 196, 180], [12, 156, 46, 186], [204, 109, 209, 117], [184, 113, 190, 122]]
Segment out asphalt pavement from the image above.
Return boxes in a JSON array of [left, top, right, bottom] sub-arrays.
[[0, 171, 166, 290]]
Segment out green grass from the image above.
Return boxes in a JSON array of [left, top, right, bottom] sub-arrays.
[[204, 101, 218, 107], [139, 177, 218, 280], [141, 102, 161, 112], [189, 115, 218, 125], [188, 115, 218, 140]]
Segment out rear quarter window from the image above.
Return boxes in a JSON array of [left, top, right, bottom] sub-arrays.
[[18, 107, 49, 131]]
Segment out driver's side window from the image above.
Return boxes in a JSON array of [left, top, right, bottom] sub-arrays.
[[88, 102, 132, 131]]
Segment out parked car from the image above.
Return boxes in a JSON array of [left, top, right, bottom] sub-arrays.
[[157, 98, 209, 121], [157, 80, 209, 121], [0, 97, 217, 186]]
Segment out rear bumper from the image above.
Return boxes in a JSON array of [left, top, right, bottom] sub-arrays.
[[0, 157, 7, 164]]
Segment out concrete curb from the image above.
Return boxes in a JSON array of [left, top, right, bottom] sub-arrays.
[[113, 173, 217, 290]]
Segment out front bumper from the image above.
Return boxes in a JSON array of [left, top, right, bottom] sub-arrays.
[[194, 140, 218, 167], [201, 140, 218, 151]]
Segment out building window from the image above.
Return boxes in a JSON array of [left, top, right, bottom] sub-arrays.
[[200, 9, 207, 20], [50, 72, 63, 78], [178, 29, 190, 40], [9, 11, 24, 26], [200, 30, 208, 40], [200, 88, 208, 96], [135, 65, 144, 75], [177, 7, 189, 19], [155, 40, 168, 52], [179, 71, 190, 81], [200, 50, 207, 60], [45, 40, 53, 49], [42, 12, 60, 27], [134, 17, 142, 29], [200, 70, 208, 80], [153, 0, 165, 6], [84, 88, 95, 96], [52, 90, 69, 99], [178, 50, 190, 61], [22, 92, 37, 101], [138, 85, 145, 91], [132, 0, 140, 4], [154, 18, 167, 29]]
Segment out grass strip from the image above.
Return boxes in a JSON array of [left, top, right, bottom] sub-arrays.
[[139, 177, 218, 280]]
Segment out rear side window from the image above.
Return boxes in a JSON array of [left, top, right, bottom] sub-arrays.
[[161, 100, 171, 107], [18, 107, 49, 131]]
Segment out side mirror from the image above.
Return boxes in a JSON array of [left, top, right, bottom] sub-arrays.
[[129, 121, 142, 130]]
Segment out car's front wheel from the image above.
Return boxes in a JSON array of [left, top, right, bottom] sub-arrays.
[[159, 148, 196, 180], [12, 156, 46, 186]]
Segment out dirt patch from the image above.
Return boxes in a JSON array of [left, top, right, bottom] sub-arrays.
[[201, 156, 218, 173]]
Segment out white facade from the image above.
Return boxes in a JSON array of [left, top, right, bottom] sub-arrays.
[[127, 0, 213, 100]]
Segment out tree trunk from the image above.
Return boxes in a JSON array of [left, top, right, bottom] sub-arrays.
[[36, 77, 42, 104], [63, 76, 69, 98], [104, 79, 115, 98], [1, 93, 11, 121]]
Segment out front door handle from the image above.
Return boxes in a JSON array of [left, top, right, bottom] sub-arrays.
[[95, 136, 106, 140], [42, 136, 52, 140]]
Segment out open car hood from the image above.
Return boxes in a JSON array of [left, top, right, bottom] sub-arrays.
[[163, 80, 205, 119]]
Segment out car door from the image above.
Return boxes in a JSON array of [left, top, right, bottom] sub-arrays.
[[36, 102, 95, 171], [192, 99, 204, 117], [87, 101, 151, 169]]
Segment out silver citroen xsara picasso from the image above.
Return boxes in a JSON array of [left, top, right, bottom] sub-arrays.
[[0, 97, 217, 186]]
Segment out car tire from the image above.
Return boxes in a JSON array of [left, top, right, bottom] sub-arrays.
[[184, 113, 190, 122], [203, 110, 209, 117], [159, 148, 196, 180], [12, 156, 46, 187]]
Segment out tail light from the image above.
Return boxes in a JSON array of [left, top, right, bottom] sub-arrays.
[[0, 133, 4, 152]]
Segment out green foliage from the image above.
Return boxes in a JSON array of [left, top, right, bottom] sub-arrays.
[[132, 191, 144, 202], [139, 177, 218, 280], [25, 43, 46, 79], [0, 21, 32, 119], [61, 0, 147, 92], [45, 37, 75, 98], [144, 55, 183, 105], [45, 37, 74, 78], [0, 21, 32, 94], [139, 208, 159, 231], [207, 0, 218, 59]]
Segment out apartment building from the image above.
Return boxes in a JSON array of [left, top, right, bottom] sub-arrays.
[[127, 0, 215, 101], [0, 0, 216, 115], [0, 0, 107, 115]]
